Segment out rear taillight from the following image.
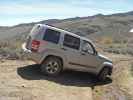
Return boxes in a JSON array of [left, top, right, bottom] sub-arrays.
[[31, 40, 40, 52]]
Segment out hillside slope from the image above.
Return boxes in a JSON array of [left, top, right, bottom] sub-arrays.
[[0, 11, 133, 42], [0, 11, 133, 58]]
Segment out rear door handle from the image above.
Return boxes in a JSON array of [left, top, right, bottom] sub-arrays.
[[81, 52, 86, 55], [61, 47, 67, 51]]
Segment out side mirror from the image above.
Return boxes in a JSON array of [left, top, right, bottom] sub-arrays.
[[81, 51, 86, 55], [82, 47, 88, 53], [130, 29, 133, 33]]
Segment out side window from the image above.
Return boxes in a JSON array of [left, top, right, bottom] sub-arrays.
[[82, 41, 94, 54], [43, 29, 60, 44], [63, 34, 80, 50]]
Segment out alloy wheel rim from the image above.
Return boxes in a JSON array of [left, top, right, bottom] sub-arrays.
[[46, 61, 59, 74]]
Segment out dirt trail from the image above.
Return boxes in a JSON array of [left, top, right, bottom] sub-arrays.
[[93, 53, 133, 100], [0, 60, 93, 100], [0, 53, 133, 100]]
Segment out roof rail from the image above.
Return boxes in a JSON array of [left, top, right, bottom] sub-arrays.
[[44, 24, 67, 31], [44, 24, 56, 27]]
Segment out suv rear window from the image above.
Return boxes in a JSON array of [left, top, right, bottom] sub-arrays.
[[63, 34, 80, 50], [43, 29, 60, 44]]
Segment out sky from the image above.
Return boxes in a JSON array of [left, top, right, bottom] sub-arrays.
[[0, 0, 133, 26]]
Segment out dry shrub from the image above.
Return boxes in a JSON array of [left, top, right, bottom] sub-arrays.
[[100, 37, 113, 44]]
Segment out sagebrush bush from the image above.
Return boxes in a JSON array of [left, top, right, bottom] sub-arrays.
[[100, 37, 113, 44], [0, 38, 30, 60], [104, 43, 133, 56], [130, 62, 133, 76]]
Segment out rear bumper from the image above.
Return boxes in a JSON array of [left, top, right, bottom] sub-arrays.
[[22, 43, 32, 53], [22, 43, 42, 64]]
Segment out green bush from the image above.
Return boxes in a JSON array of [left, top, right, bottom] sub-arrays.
[[130, 62, 133, 76]]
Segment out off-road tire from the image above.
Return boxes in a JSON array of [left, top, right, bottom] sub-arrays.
[[40, 57, 62, 76], [98, 67, 109, 81]]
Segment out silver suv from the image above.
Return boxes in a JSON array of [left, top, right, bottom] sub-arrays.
[[22, 24, 113, 80]]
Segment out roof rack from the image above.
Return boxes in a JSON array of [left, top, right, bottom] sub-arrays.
[[44, 24, 67, 31], [44, 24, 56, 27]]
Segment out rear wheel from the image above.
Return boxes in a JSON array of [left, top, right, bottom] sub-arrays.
[[98, 67, 109, 80], [40, 57, 62, 76]]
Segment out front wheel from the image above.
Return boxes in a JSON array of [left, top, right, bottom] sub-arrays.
[[40, 57, 62, 76], [98, 67, 109, 81]]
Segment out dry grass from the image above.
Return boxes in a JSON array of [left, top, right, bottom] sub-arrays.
[[93, 54, 133, 100]]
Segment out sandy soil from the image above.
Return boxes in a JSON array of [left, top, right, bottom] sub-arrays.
[[0, 60, 93, 100], [0, 53, 133, 100], [93, 53, 133, 100]]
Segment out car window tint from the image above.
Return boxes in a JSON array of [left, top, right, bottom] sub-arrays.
[[43, 29, 60, 44], [63, 34, 80, 50]]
